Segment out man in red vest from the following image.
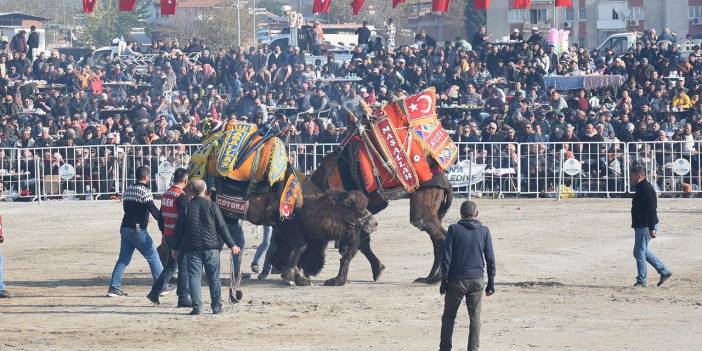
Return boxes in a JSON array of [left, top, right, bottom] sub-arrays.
[[147, 168, 191, 306]]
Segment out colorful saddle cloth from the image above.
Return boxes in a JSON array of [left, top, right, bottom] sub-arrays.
[[333, 88, 457, 194]]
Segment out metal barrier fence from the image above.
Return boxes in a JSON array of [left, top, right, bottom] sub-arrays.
[[2, 141, 702, 202], [629, 141, 701, 194]]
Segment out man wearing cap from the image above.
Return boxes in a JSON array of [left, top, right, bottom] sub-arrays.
[[509, 28, 523, 42], [527, 27, 544, 46]]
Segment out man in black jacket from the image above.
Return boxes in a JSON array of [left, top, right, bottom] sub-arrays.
[[173, 179, 240, 315], [630, 165, 672, 287], [439, 201, 495, 351]]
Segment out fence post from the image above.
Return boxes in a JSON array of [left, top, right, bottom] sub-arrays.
[[34, 157, 42, 205]]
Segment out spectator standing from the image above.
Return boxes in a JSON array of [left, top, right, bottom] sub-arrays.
[[385, 18, 396, 49], [172, 179, 240, 315], [27, 26, 39, 60], [355, 21, 372, 52], [147, 168, 190, 307], [439, 201, 496, 351], [630, 166, 672, 288], [9, 30, 27, 54], [107, 166, 164, 297]]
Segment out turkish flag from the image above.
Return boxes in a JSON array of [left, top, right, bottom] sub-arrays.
[[432, 0, 449, 12], [119, 0, 136, 11], [402, 88, 437, 124], [474, 0, 490, 9], [513, 0, 531, 9], [161, 0, 177, 15], [313, 0, 331, 13], [393, 0, 406, 8], [83, 0, 97, 13], [351, 0, 365, 15], [555, 0, 572, 7]]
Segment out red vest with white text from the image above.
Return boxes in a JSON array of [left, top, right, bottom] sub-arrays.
[[161, 186, 185, 237]]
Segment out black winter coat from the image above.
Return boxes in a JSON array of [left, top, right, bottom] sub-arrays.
[[173, 197, 235, 252], [631, 179, 659, 230]]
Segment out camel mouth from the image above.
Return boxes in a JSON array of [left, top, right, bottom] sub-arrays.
[[359, 209, 378, 233]]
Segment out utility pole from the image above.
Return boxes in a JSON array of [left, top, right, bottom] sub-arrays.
[[253, 0, 256, 46], [237, 0, 241, 47]]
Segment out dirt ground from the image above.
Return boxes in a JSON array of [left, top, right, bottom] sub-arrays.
[[0, 198, 700, 351]]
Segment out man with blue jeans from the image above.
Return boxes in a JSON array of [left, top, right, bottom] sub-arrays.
[[0, 230, 14, 298], [251, 225, 272, 274], [107, 166, 164, 297], [630, 165, 672, 288]]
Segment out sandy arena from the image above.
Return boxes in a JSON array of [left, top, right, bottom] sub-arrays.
[[0, 198, 700, 350]]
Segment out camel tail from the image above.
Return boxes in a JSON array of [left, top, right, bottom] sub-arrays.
[[438, 184, 453, 221]]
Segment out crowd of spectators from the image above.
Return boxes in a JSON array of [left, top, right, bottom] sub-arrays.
[[1, 21, 701, 197]]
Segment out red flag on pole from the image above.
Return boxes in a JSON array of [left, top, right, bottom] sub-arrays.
[[393, 0, 406, 8], [432, 0, 450, 12], [83, 0, 97, 13], [555, 0, 572, 7], [119, 0, 137, 11], [351, 0, 366, 15], [513, 0, 531, 9], [161, 0, 177, 16], [313, 0, 331, 13], [474, 0, 490, 10]]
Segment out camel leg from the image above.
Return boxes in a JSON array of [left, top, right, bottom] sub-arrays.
[[358, 230, 385, 282], [282, 243, 307, 284], [410, 188, 447, 285], [324, 233, 360, 286]]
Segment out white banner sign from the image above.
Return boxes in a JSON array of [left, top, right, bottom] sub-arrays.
[[447, 160, 487, 188]]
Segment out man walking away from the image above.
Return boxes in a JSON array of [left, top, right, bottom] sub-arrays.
[[0, 219, 14, 298], [630, 165, 672, 287], [107, 166, 164, 297], [173, 179, 240, 315], [147, 168, 190, 307], [439, 201, 496, 351]]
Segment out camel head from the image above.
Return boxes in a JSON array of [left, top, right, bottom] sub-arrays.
[[340, 191, 378, 234]]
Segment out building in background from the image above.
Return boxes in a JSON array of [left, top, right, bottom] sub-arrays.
[[486, 0, 699, 50]]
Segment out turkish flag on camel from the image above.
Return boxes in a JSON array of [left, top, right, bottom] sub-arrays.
[[393, 0, 406, 8], [313, 0, 331, 13], [161, 0, 177, 16], [119, 0, 137, 11], [83, 0, 97, 13], [513, 0, 531, 9], [432, 0, 449, 12], [555, 0, 572, 7], [351, 0, 366, 15]]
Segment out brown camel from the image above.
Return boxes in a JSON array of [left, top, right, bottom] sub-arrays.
[[308, 151, 453, 285]]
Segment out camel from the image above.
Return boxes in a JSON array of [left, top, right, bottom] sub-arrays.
[[186, 121, 378, 286]]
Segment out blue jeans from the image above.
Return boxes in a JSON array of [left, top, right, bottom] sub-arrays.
[[110, 227, 163, 289], [228, 222, 246, 290], [185, 249, 222, 311], [149, 245, 189, 301], [633, 226, 670, 284], [252, 226, 272, 265], [0, 247, 5, 291]]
